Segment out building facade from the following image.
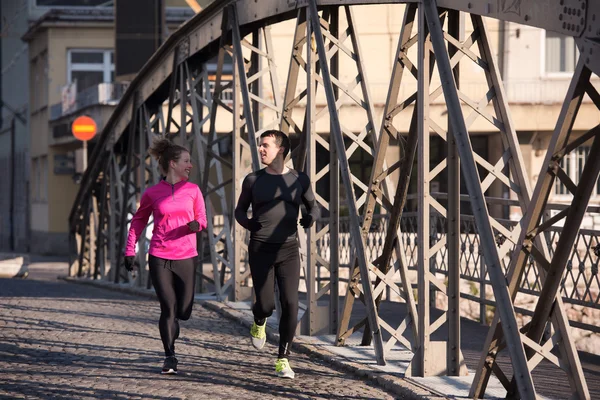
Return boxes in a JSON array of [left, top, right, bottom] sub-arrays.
[[0, 0, 200, 255], [1, 2, 599, 255]]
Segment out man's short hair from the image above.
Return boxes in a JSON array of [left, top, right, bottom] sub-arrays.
[[260, 129, 291, 158]]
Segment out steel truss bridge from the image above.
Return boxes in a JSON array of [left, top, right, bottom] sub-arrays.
[[69, 1, 600, 399]]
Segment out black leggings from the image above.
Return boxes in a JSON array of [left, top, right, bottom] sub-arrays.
[[149, 255, 196, 357], [248, 240, 300, 358]]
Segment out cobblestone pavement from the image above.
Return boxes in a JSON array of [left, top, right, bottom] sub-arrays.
[[0, 277, 398, 400]]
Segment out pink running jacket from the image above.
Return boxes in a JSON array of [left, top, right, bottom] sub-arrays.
[[125, 179, 207, 260]]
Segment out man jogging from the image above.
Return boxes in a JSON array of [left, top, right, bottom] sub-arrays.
[[235, 130, 319, 379]]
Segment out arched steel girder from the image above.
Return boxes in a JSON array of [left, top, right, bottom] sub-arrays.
[[65, 0, 600, 194], [67, 1, 599, 399]]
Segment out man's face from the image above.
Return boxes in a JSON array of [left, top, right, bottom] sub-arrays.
[[258, 136, 282, 166]]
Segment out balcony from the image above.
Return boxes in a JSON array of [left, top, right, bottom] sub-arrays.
[[49, 82, 129, 121], [49, 82, 129, 146]]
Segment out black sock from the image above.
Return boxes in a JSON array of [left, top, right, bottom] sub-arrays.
[[254, 317, 266, 326]]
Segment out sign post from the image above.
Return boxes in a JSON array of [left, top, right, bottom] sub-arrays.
[[71, 115, 97, 172]]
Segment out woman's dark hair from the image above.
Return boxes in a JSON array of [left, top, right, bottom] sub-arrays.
[[148, 138, 189, 174]]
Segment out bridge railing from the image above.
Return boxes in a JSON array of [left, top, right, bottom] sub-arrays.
[[312, 194, 600, 335]]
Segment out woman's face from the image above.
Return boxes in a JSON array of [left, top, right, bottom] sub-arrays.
[[170, 151, 192, 179]]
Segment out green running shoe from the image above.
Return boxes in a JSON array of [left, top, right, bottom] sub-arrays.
[[250, 320, 266, 349], [275, 358, 295, 379]]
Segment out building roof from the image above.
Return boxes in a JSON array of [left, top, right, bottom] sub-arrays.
[[22, 7, 195, 41]]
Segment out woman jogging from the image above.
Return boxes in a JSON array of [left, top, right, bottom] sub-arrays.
[[124, 138, 207, 375]]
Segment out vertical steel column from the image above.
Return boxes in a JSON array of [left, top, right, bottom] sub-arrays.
[[302, 10, 318, 335], [232, 28, 247, 302], [206, 11, 239, 299], [88, 195, 98, 279], [416, 5, 432, 374], [165, 47, 180, 138], [423, 1, 536, 397], [303, 7, 340, 336], [446, 9, 462, 377], [136, 107, 149, 288], [94, 159, 110, 280], [108, 151, 118, 282], [115, 95, 140, 284], [308, 0, 385, 364], [337, 3, 420, 353], [229, 6, 262, 301], [76, 203, 90, 277], [305, 11, 317, 333], [328, 7, 340, 334]]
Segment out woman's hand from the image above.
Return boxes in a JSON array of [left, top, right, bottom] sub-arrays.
[[187, 220, 200, 232], [124, 256, 135, 272]]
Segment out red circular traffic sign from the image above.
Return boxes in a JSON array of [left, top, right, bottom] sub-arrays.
[[71, 116, 97, 141]]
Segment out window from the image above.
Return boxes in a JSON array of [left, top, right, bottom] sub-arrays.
[[68, 49, 114, 92], [545, 31, 579, 74], [554, 146, 600, 196], [36, 0, 111, 7]]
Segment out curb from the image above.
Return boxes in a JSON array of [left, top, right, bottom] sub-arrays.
[[62, 277, 158, 300], [63, 277, 447, 399]]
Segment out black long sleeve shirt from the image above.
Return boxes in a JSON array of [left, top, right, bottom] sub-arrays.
[[234, 168, 319, 243]]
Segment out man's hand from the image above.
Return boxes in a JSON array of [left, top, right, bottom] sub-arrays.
[[299, 214, 314, 229], [248, 218, 262, 232], [124, 256, 135, 272], [187, 220, 200, 232]]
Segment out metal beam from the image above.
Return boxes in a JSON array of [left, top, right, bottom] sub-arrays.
[[471, 58, 593, 399], [423, 0, 536, 397], [308, 0, 385, 364]]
